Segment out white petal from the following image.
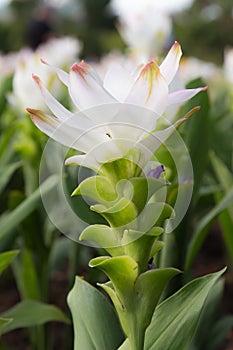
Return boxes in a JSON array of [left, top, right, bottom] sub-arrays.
[[159, 41, 182, 85], [103, 64, 135, 102], [26, 108, 106, 153], [32, 74, 73, 121], [93, 138, 134, 163], [167, 87, 207, 105], [138, 117, 188, 163], [69, 61, 117, 110], [65, 154, 99, 171], [114, 103, 158, 132], [41, 58, 69, 86], [126, 61, 168, 115], [107, 104, 158, 141]]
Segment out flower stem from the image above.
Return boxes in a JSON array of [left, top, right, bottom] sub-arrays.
[[128, 313, 145, 350]]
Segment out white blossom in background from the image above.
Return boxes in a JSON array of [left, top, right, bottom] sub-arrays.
[[92, 50, 145, 79], [110, 0, 172, 59], [154, 0, 194, 14], [110, 0, 194, 59], [179, 57, 220, 83], [26, 42, 206, 169], [224, 48, 233, 85], [0, 51, 18, 82], [11, 36, 82, 111]]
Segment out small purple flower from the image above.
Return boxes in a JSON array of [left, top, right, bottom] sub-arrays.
[[147, 164, 165, 179]]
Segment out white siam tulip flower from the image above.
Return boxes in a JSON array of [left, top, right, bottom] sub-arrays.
[[11, 36, 81, 111], [110, 0, 194, 58], [37, 36, 82, 69], [110, 0, 172, 58], [27, 42, 206, 170], [111, 0, 194, 17]]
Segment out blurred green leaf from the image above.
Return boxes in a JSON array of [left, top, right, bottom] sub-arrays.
[[180, 78, 210, 204], [210, 151, 233, 192], [210, 151, 233, 262], [0, 175, 58, 241], [205, 315, 233, 350], [0, 161, 21, 195], [0, 75, 13, 114], [0, 318, 12, 336], [67, 276, 124, 350], [0, 299, 70, 334], [218, 209, 233, 264], [0, 250, 19, 275], [12, 249, 40, 300], [0, 129, 17, 167], [185, 186, 233, 271]]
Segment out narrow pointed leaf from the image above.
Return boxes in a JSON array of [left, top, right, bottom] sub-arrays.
[[0, 318, 12, 336], [185, 187, 233, 271], [1, 299, 70, 334], [12, 249, 40, 300], [0, 175, 58, 241], [135, 268, 180, 328], [0, 250, 19, 275], [0, 162, 21, 194], [180, 78, 210, 204], [144, 269, 225, 350], [67, 277, 124, 350]]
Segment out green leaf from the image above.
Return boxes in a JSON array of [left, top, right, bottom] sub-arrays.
[[72, 175, 117, 204], [135, 268, 180, 329], [91, 197, 138, 227], [190, 279, 224, 349], [0, 250, 19, 275], [210, 151, 233, 192], [0, 128, 17, 167], [118, 339, 130, 350], [67, 277, 124, 350], [90, 256, 138, 302], [80, 224, 124, 256], [180, 78, 210, 203], [0, 175, 58, 241], [129, 177, 166, 213], [122, 228, 164, 272], [144, 269, 225, 350], [0, 318, 12, 336], [218, 208, 233, 263], [185, 186, 233, 271], [210, 151, 233, 262], [0, 161, 21, 195], [118, 271, 227, 350], [0, 299, 70, 334], [12, 249, 40, 300]]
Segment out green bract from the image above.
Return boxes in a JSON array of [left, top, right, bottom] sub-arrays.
[[72, 153, 177, 349]]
